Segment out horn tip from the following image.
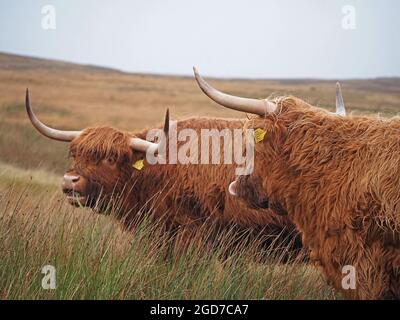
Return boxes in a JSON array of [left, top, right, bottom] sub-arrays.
[[193, 66, 200, 78], [25, 88, 30, 106], [164, 108, 170, 134], [165, 108, 170, 122]]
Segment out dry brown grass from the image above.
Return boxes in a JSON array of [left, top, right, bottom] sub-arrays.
[[0, 167, 336, 299], [1, 52, 399, 128]]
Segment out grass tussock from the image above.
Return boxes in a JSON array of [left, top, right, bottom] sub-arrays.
[[0, 179, 338, 300]]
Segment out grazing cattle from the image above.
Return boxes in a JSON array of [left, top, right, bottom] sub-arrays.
[[193, 68, 400, 299], [25, 89, 304, 260]]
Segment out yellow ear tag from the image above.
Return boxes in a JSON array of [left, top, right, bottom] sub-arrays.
[[132, 159, 145, 171], [254, 128, 267, 143]]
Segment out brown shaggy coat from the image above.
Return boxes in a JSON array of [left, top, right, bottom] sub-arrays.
[[236, 97, 400, 299], [69, 117, 303, 257]]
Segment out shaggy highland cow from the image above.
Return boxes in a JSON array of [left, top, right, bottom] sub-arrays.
[[194, 68, 400, 299], [25, 89, 304, 259]]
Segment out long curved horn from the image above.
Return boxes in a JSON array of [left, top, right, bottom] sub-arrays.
[[335, 82, 346, 116], [193, 67, 276, 116], [129, 138, 158, 153], [129, 108, 170, 153], [25, 89, 81, 142]]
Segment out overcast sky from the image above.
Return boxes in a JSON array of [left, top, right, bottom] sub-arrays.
[[0, 0, 399, 79]]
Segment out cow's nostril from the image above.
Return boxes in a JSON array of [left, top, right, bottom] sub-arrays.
[[63, 174, 81, 187]]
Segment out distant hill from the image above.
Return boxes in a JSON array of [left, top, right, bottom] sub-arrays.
[[0, 52, 122, 74], [2, 51, 399, 87]]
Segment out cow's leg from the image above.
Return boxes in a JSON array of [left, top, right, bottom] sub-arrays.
[[315, 239, 392, 300]]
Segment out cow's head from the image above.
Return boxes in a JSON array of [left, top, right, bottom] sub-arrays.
[[193, 67, 347, 212], [25, 89, 168, 211]]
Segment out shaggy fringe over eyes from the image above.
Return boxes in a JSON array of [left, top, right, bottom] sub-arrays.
[[70, 127, 132, 162], [245, 96, 307, 121]]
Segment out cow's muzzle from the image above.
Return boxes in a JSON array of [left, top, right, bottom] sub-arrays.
[[62, 174, 87, 206]]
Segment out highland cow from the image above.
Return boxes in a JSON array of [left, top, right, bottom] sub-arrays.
[[193, 68, 400, 299], [25, 89, 304, 260]]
